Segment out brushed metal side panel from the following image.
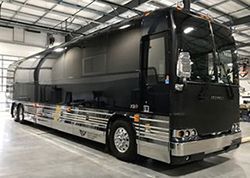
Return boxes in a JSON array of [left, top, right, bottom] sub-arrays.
[[72, 124, 106, 144], [36, 116, 52, 128], [52, 121, 73, 135], [137, 140, 170, 163], [136, 115, 170, 163]]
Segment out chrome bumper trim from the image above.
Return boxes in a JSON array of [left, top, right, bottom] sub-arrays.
[[171, 132, 241, 156]]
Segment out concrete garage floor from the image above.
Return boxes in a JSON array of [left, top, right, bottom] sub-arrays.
[[0, 112, 250, 178]]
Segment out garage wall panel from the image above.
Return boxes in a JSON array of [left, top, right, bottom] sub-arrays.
[[0, 27, 13, 41], [14, 27, 24, 42], [24, 31, 47, 46]]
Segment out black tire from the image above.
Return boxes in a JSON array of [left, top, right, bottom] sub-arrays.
[[247, 111, 250, 118], [16, 104, 25, 124], [109, 120, 137, 162], [13, 104, 19, 122], [11, 102, 16, 118]]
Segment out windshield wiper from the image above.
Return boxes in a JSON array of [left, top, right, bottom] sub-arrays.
[[208, 21, 234, 99], [218, 61, 234, 98]]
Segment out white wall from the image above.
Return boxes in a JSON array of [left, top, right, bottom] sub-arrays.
[[239, 66, 250, 104], [0, 42, 44, 57], [0, 26, 65, 57]]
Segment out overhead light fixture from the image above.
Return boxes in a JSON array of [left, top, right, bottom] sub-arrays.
[[35, 55, 41, 58], [184, 27, 194, 34], [119, 24, 131, 30], [54, 48, 64, 52]]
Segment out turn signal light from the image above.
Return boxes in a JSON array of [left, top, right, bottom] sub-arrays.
[[231, 123, 241, 133], [133, 114, 140, 122], [176, 130, 185, 138], [66, 106, 72, 113]]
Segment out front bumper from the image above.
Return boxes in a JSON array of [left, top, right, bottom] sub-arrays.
[[171, 132, 241, 157]]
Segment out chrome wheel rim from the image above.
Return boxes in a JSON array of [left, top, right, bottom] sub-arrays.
[[13, 107, 17, 118], [114, 127, 130, 153], [19, 108, 23, 120]]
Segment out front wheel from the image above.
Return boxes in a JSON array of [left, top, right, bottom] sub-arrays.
[[109, 120, 137, 162]]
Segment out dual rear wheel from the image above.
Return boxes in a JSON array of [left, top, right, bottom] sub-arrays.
[[11, 103, 25, 123]]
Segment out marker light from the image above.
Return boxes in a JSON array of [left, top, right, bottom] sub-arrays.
[[190, 129, 196, 136], [54, 48, 64, 52], [119, 24, 131, 30], [185, 130, 190, 137], [133, 114, 140, 122], [184, 27, 194, 34]]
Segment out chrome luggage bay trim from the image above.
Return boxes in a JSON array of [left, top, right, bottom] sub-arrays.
[[23, 102, 171, 162]]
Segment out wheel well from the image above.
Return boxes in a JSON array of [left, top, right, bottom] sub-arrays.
[[105, 114, 136, 149], [17, 103, 23, 108]]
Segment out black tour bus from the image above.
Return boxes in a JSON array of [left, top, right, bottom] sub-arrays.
[[7, 3, 241, 165]]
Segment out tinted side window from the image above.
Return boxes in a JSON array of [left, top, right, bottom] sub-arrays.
[[148, 37, 166, 82]]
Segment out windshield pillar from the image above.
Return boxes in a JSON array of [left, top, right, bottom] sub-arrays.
[[169, 9, 178, 88], [208, 20, 219, 82]]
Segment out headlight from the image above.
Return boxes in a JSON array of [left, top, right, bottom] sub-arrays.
[[231, 123, 241, 133], [185, 130, 190, 137], [231, 124, 235, 131], [172, 128, 198, 141], [190, 129, 196, 136], [176, 130, 185, 138]]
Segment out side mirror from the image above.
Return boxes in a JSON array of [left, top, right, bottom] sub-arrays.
[[177, 52, 192, 79]]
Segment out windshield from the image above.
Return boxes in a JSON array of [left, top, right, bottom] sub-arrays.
[[174, 11, 238, 85]]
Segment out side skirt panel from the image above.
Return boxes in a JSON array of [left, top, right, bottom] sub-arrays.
[[23, 102, 171, 163]]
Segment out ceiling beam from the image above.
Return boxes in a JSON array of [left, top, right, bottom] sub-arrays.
[[0, 0, 110, 30], [230, 0, 250, 10], [52, 0, 106, 30], [0, 17, 84, 35], [0, 8, 82, 30], [74, 0, 148, 34], [238, 48, 250, 54], [33, 0, 63, 24], [3, 0, 121, 21], [194, 1, 234, 21], [47, 0, 128, 19], [0, 0, 114, 27], [96, 0, 143, 15], [225, 15, 250, 26], [9, 0, 28, 20], [237, 42, 250, 49]]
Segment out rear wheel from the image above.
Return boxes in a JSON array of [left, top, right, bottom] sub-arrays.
[[11, 102, 16, 118], [16, 104, 25, 123], [13, 104, 19, 122], [109, 120, 137, 162]]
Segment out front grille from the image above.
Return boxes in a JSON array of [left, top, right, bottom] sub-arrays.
[[198, 130, 231, 140]]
